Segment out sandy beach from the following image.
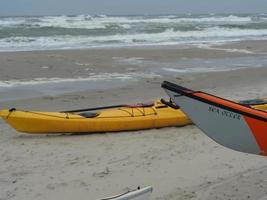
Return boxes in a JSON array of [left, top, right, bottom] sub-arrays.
[[1, 40, 267, 200]]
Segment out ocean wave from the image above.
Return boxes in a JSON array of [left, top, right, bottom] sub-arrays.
[[1, 26, 267, 51], [1, 14, 267, 51], [0, 17, 26, 28], [172, 15, 252, 23], [0, 14, 259, 30]]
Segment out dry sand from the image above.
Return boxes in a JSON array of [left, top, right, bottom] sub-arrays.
[[1, 41, 267, 200]]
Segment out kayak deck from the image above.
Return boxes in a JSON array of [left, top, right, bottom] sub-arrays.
[[0, 100, 191, 134]]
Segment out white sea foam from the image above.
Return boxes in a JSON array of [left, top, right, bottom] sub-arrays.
[[0, 72, 160, 88], [163, 66, 245, 73], [0, 15, 258, 29], [40, 66, 50, 69], [197, 44, 255, 54], [0, 17, 26, 28], [1, 26, 267, 51], [114, 57, 145, 65], [1, 14, 267, 51]]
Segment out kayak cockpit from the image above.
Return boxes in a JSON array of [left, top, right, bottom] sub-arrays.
[[79, 112, 99, 118]]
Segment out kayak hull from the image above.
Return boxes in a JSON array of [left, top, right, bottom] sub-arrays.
[[162, 81, 267, 156], [0, 100, 191, 134]]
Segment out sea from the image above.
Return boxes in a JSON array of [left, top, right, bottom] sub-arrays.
[[1, 13, 267, 51], [1, 13, 267, 102]]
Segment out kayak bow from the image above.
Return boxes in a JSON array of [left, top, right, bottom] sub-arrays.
[[162, 81, 267, 156]]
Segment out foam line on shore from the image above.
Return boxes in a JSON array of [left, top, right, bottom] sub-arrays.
[[0, 72, 160, 88]]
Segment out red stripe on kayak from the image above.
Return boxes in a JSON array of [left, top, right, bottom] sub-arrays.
[[195, 92, 267, 119], [244, 116, 267, 155]]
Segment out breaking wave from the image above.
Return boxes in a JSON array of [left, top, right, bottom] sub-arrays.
[[0, 14, 267, 51]]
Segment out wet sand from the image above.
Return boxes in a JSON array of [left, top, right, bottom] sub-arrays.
[[1, 41, 267, 200]]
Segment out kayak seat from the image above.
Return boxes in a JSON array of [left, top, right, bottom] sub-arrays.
[[79, 112, 99, 118]]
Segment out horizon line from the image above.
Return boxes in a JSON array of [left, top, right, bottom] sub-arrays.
[[0, 12, 266, 18]]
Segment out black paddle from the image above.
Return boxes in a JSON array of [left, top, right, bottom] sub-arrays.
[[61, 104, 126, 113], [62, 99, 179, 113]]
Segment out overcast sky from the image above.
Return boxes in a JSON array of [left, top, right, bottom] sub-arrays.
[[0, 0, 267, 16]]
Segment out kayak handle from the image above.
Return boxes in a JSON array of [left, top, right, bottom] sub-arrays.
[[160, 98, 180, 109]]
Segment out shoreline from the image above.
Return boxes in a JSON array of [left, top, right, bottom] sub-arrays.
[[1, 39, 267, 104], [1, 38, 267, 53], [2, 61, 267, 110]]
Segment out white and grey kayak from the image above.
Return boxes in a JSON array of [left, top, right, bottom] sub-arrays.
[[98, 186, 152, 200], [162, 81, 267, 156]]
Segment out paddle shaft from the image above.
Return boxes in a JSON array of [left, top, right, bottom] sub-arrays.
[[61, 104, 126, 113], [62, 99, 178, 113]]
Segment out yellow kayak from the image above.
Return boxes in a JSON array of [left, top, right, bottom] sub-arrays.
[[1, 98, 267, 134], [241, 99, 267, 110], [0, 99, 191, 134]]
